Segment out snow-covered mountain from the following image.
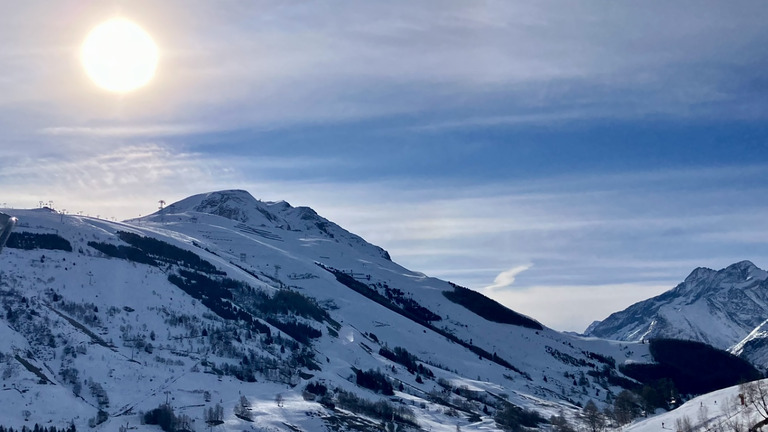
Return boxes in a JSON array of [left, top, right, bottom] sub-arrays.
[[158, 190, 391, 261], [585, 260, 768, 365], [0, 190, 653, 431]]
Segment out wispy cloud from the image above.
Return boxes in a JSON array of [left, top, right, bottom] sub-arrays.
[[39, 124, 214, 137], [413, 111, 608, 132], [0, 143, 237, 217], [3, 1, 767, 138], [484, 264, 534, 291], [0, 141, 352, 219]]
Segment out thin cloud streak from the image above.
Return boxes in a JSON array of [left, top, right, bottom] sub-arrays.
[[484, 264, 534, 291], [39, 124, 216, 137]]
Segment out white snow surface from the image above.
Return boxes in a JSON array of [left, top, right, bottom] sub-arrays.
[[0, 192, 651, 431], [625, 378, 768, 432]]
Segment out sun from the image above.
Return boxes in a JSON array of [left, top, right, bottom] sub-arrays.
[[81, 18, 159, 93]]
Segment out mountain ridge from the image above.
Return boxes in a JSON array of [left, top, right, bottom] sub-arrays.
[[585, 260, 768, 366], [141, 189, 392, 262], [0, 190, 648, 431], [0, 189, 746, 431]]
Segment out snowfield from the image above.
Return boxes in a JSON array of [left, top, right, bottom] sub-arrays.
[[1, 191, 659, 431]]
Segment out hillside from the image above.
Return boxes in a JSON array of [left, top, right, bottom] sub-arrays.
[[626, 378, 768, 432], [0, 191, 658, 431]]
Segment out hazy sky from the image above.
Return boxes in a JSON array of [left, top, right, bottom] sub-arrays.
[[3, 1, 768, 331]]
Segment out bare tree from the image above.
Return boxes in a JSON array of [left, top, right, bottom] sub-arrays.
[[721, 395, 747, 432], [275, 393, 284, 408], [741, 380, 768, 431], [234, 395, 253, 421], [550, 412, 576, 432], [580, 400, 605, 432], [613, 390, 641, 425], [176, 414, 192, 430], [239, 394, 250, 409], [697, 403, 710, 429], [675, 415, 694, 432], [204, 403, 224, 425]]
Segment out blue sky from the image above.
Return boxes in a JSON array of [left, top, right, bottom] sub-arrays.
[[3, 1, 768, 331]]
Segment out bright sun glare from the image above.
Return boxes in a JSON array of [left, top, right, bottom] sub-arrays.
[[81, 18, 158, 93]]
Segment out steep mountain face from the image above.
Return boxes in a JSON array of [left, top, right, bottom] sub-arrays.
[[731, 319, 768, 367], [585, 261, 768, 364], [0, 190, 651, 431]]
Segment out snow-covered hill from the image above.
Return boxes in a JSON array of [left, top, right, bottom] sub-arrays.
[[585, 260, 768, 366], [0, 190, 653, 431], [625, 378, 768, 432]]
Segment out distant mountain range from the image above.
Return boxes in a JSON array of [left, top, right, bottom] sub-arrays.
[[585, 260, 768, 366]]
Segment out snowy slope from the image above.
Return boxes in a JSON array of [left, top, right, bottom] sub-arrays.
[[585, 261, 768, 365], [0, 192, 650, 431], [147, 189, 391, 261], [625, 378, 768, 432]]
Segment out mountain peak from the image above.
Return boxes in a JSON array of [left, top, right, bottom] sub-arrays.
[[701, 260, 764, 288], [724, 260, 759, 275], [208, 189, 253, 198], [149, 189, 393, 261], [190, 189, 261, 223], [684, 266, 716, 283], [681, 261, 760, 286], [190, 189, 257, 204], [199, 189, 256, 204], [586, 260, 768, 351]]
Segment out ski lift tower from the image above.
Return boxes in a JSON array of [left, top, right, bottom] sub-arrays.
[[158, 200, 166, 223]]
